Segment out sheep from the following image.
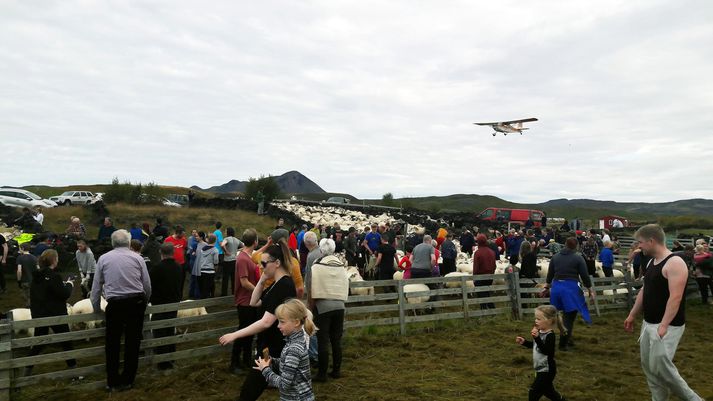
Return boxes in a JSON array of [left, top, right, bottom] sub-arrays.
[[177, 300, 208, 319], [443, 272, 475, 288], [174, 300, 209, 334], [456, 263, 473, 274], [9, 308, 33, 336], [345, 267, 374, 296], [403, 283, 430, 304], [602, 286, 629, 297], [71, 297, 107, 330]]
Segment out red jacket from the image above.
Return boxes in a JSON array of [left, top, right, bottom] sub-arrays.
[[288, 233, 298, 251], [473, 246, 496, 275]]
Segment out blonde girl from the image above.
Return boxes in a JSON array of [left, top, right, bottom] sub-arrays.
[[254, 299, 317, 401], [515, 305, 567, 401]]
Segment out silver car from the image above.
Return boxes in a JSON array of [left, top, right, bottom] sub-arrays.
[[0, 188, 57, 208]]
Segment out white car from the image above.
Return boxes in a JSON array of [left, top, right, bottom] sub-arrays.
[[0, 188, 57, 208], [162, 198, 182, 207], [50, 191, 96, 206]]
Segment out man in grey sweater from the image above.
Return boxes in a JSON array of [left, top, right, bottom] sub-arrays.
[[76, 240, 97, 298]]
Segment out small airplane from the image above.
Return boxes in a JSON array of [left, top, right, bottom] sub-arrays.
[[474, 118, 538, 136]]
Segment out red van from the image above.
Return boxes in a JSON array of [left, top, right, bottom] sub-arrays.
[[477, 208, 545, 227]]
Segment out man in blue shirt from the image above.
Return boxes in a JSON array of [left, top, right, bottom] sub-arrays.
[[362, 224, 382, 256]]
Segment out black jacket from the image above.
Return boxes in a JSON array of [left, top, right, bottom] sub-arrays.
[[149, 258, 183, 305], [30, 267, 72, 318]]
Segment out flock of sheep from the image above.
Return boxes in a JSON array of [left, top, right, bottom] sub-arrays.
[[9, 299, 207, 338]]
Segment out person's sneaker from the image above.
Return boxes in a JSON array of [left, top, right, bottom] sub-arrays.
[[229, 365, 242, 375], [328, 371, 341, 379]]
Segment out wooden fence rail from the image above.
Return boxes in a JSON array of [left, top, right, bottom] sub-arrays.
[[0, 273, 702, 400]]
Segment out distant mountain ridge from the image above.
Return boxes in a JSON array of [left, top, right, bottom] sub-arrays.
[[193, 171, 326, 194]]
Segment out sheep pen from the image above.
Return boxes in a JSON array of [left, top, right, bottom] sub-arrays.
[[9, 305, 713, 401]]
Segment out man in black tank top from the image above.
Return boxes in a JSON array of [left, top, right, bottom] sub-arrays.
[[624, 224, 702, 401]]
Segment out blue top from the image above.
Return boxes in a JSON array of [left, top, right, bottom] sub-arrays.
[[599, 247, 614, 267], [297, 230, 305, 250], [130, 227, 144, 243], [506, 236, 524, 257], [213, 229, 224, 254], [365, 232, 381, 252]]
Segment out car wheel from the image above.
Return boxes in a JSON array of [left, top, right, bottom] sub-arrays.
[[64, 200, 71, 206]]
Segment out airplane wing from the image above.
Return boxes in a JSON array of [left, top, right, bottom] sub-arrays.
[[500, 117, 538, 124], [473, 122, 498, 126]]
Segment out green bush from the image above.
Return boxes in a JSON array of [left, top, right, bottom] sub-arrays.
[[244, 175, 281, 203], [657, 215, 713, 231], [103, 178, 167, 204]]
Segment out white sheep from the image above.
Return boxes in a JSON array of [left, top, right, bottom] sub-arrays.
[[71, 297, 107, 330], [174, 300, 209, 334], [403, 283, 430, 304], [9, 308, 33, 337], [602, 286, 629, 297], [345, 267, 374, 296], [177, 300, 208, 319], [443, 272, 475, 288], [456, 263, 473, 274]]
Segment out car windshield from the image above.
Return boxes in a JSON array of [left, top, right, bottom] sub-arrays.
[[61, 191, 74, 196], [26, 192, 42, 200]]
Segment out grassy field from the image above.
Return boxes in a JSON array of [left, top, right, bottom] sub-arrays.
[[40, 203, 280, 241], [11, 305, 713, 401]]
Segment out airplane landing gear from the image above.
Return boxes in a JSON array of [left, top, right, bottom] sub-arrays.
[[492, 133, 496, 137]]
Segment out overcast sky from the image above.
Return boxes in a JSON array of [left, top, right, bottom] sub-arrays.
[[1, 1, 712, 203]]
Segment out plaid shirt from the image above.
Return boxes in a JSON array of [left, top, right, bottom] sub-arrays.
[[262, 329, 315, 401]]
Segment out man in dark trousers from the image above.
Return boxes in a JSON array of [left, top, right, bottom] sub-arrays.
[[624, 224, 702, 400], [149, 242, 183, 370], [92, 229, 151, 392]]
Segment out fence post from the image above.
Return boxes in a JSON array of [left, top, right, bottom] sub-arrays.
[[0, 311, 14, 401], [397, 280, 406, 335], [508, 272, 522, 320], [460, 276, 470, 319], [591, 279, 601, 317], [143, 309, 153, 361]]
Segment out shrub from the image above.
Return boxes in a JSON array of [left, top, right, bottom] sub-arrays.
[[244, 175, 281, 203]]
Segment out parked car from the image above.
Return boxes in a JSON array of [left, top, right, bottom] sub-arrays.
[[0, 188, 57, 208], [476, 207, 544, 228], [324, 196, 350, 205], [49, 191, 96, 206], [166, 194, 188, 206], [138, 193, 182, 207]]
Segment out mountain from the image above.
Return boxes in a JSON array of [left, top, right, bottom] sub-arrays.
[[365, 194, 713, 220], [195, 171, 326, 194]]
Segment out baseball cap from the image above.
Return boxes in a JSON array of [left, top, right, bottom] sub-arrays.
[[271, 228, 289, 242]]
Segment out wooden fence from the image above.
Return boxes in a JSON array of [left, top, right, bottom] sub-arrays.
[[0, 272, 702, 400]]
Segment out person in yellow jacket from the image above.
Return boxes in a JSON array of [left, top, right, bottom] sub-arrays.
[[252, 229, 304, 299]]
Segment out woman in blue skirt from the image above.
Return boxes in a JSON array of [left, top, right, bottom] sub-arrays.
[[544, 237, 595, 351]]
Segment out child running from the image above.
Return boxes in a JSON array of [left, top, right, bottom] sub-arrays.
[[254, 299, 316, 401], [515, 305, 567, 401]]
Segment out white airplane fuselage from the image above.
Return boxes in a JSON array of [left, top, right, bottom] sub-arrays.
[[493, 124, 526, 133]]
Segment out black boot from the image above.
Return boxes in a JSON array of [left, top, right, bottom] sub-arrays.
[[559, 334, 569, 351]]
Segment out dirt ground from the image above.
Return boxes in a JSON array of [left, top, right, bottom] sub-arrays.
[[11, 303, 713, 401]]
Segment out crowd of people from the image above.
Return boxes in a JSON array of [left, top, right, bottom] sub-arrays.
[[1, 211, 709, 400]]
